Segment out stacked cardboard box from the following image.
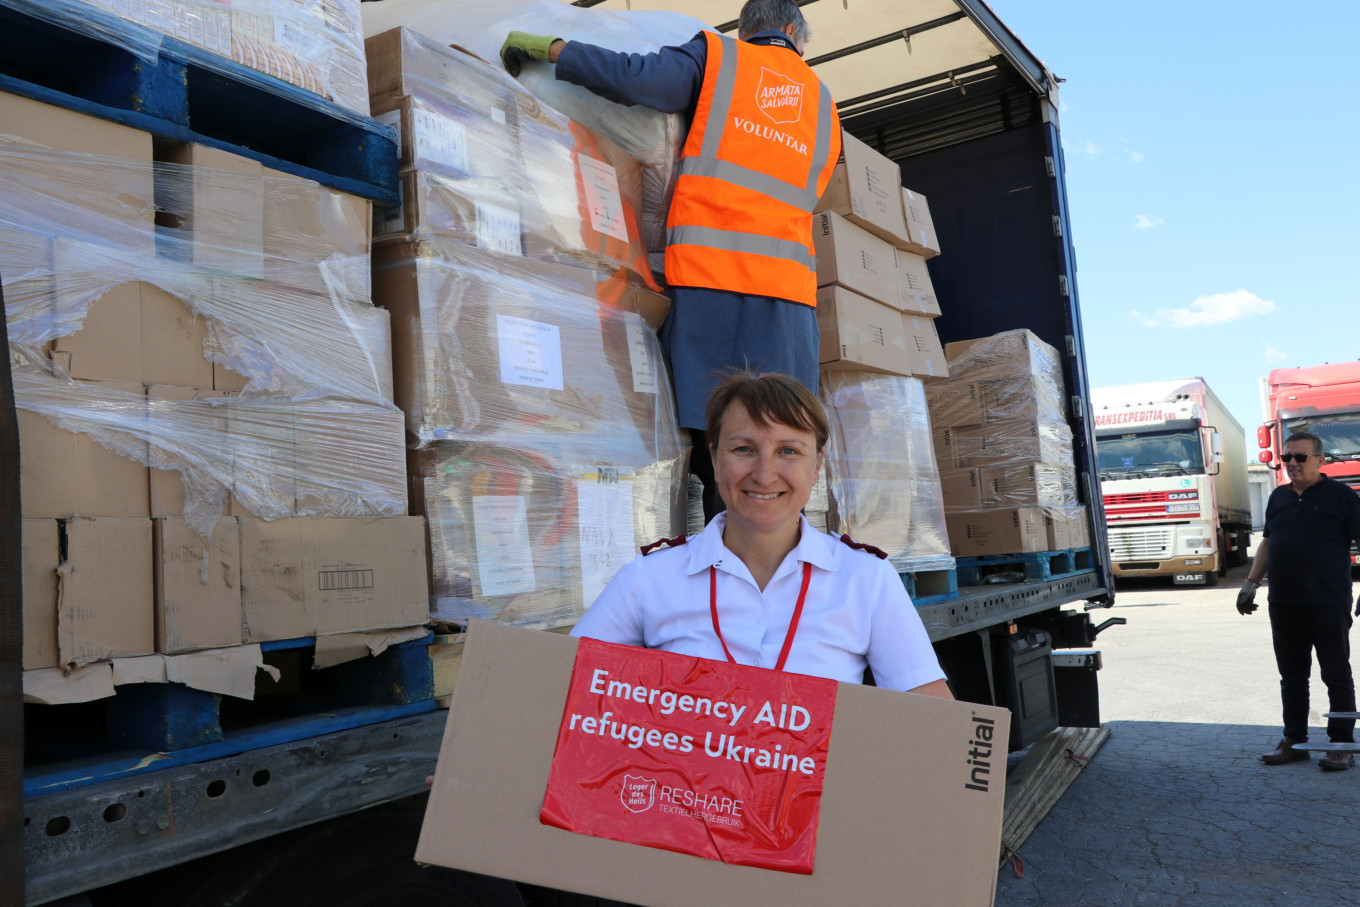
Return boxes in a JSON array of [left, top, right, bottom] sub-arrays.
[[366, 31, 687, 630], [808, 132, 952, 576], [926, 330, 1090, 556], [3, 95, 424, 673], [813, 132, 946, 380], [78, 0, 371, 117]]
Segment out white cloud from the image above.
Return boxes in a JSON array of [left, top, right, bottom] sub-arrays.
[[1132, 214, 1163, 230], [1263, 343, 1290, 364], [1078, 141, 1104, 156], [1129, 290, 1276, 329], [1128, 150, 1145, 164]]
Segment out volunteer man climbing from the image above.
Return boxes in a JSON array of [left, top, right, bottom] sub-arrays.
[[501, 0, 842, 522]]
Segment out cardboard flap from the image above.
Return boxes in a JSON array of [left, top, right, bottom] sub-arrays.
[[23, 662, 115, 705]]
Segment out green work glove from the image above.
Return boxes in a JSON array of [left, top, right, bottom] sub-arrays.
[[500, 31, 561, 77]]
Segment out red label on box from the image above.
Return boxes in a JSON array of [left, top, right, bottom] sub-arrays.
[[540, 638, 837, 874]]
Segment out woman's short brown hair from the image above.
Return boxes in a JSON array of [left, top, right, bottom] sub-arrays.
[[705, 371, 829, 453]]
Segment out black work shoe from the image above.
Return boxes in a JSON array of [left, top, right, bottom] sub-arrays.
[[1262, 737, 1310, 765], [1319, 750, 1355, 771]]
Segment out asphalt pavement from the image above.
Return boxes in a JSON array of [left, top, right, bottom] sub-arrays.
[[994, 549, 1360, 906]]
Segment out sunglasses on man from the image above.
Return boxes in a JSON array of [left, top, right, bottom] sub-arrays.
[[1279, 453, 1318, 463]]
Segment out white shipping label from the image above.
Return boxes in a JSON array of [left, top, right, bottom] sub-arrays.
[[625, 319, 657, 395], [491, 107, 507, 124], [471, 496, 536, 597], [476, 201, 523, 256], [577, 473, 636, 606], [412, 107, 469, 174], [577, 155, 630, 242], [497, 315, 564, 390]]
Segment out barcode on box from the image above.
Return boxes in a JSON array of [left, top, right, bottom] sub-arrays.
[[318, 569, 375, 592]]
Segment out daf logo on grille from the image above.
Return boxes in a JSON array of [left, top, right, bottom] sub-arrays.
[[1168, 492, 1198, 500]]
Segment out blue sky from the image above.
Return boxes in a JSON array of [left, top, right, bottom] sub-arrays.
[[984, 1, 1360, 449]]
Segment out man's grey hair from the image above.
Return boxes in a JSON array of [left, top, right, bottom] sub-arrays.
[[1285, 431, 1324, 456], [738, 0, 810, 46]]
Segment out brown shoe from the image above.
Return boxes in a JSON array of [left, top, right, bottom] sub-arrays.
[[1319, 750, 1355, 771], [1262, 737, 1310, 764]]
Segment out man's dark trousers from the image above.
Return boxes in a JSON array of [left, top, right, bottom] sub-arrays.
[[1270, 602, 1356, 743]]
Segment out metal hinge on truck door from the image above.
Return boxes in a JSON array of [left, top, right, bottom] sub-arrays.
[[1058, 275, 1069, 297], [1065, 335, 1076, 358], [1045, 156, 1056, 177], [1051, 215, 1063, 237]]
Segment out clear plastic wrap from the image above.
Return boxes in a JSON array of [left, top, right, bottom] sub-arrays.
[[362, 3, 709, 253], [414, 440, 686, 630], [2, 136, 404, 536], [368, 232, 688, 628], [28, 0, 372, 118], [926, 329, 1078, 517], [367, 30, 657, 286], [820, 372, 954, 575], [373, 237, 677, 450]]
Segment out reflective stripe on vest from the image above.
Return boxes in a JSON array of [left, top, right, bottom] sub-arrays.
[[665, 33, 840, 305]]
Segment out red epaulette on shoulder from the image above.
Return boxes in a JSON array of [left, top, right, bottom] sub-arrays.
[[640, 535, 688, 556], [839, 534, 888, 560]]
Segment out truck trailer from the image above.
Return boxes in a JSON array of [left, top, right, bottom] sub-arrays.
[[1092, 379, 1251, 585], [1258, 361, 1360, 563], [5, 1, 1117, 903]]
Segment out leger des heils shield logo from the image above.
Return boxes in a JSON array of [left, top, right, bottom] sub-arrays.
[[620, 775, 656, 813], [756, 66, 804, 125]]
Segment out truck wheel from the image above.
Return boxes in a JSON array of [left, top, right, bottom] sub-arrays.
[[1205, 569, 1219, 587], [1216, 534, 1229, 577], [91, 801, 524, 907]]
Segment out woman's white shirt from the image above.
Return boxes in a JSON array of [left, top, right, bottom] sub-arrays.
[[570, 513, 946, 692]]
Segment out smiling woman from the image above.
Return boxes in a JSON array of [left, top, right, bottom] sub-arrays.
[[571, 372, 952, 697]]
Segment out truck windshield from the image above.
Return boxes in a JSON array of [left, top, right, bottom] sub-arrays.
[[1283, 412, 1360, 460], [1096, 427, 1204, 479]]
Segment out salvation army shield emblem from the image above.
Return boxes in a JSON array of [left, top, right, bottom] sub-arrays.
[[619, 775, 656, 813], [755, 66, 805, 125]]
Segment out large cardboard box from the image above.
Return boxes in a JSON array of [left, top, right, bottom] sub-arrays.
[[0, 91, 156, 254], [814, 132, 909, 247], [158, 142, 266, 278], [979, 462, 1078, 509], [154, 517, 242, 653], [946, 508, 1047, 556], [18, 379, 150, 519], [815, 286, 912, 376], [58, 517, 156, 666], [239, 516, 429, 642], [812, 212, 898, 308], [895, 249, 941, 317], [22, 519, 61, 670], [939, 468, 983, 511], [48, 282, 216, 388], [418, 621, 1009, 906], [903, 315, 948, 379], [899, 187, 941, 258], [48, 283, 143, 384], [1045, 506, 1091, 551], [147, 385, 235, 519], [934, 418, 1069, 470]]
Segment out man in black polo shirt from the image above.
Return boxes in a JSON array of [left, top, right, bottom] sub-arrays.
[[1238, 430, 1360, 770]]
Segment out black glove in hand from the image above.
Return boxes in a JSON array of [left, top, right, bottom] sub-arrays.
[[1236, 581, 1259, 616], [1354, 593, 1359, 618]]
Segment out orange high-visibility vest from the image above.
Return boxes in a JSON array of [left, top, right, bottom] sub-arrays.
[[664, 32, 841, 307]]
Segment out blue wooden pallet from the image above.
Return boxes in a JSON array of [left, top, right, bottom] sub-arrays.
[[25, 632, 436, 784], [900, 565, 959, 606], [0, 0, 397, 205], [956, 547, 1096, 586]]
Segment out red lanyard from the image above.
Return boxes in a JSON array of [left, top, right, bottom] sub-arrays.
[[708, 562, 813, 672]]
